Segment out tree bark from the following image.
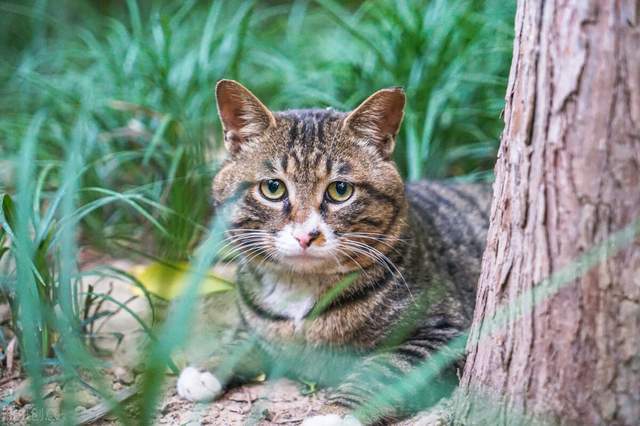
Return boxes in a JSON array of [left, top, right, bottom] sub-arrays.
[[454, 1, 640, 425]]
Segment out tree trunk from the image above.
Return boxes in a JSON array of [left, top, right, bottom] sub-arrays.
[[454, 1, 640, 425]]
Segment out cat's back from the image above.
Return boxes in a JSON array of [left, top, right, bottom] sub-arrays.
[[405, 180, 492, 305], [406, 180, 492, 250]]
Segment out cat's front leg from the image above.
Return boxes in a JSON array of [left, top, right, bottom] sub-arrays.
[[176, 331, 266, 402], [176, 366, 223, 402]]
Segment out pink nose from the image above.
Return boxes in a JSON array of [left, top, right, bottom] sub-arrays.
[[295, 230, 321, 249]]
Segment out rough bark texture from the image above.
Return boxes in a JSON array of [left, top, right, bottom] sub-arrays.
[[454, 1, 640, 425]]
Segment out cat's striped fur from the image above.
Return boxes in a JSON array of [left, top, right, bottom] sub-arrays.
[[179, 80, 491, 425]]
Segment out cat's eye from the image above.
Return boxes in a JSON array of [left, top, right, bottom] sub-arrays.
[[259, 179, 287, 201], [326, 181, 354, 203]]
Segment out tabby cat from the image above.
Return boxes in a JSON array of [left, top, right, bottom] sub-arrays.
[[176, 80, 491, 425]]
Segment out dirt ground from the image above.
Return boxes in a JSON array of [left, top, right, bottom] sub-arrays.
[[151, 378, 327, 425], [0, 373, 328, 425]]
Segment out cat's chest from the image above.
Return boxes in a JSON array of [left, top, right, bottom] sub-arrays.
[[257, 272, 324, 327]]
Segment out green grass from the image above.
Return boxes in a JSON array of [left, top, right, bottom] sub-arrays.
[[0, 0, 515, 424]]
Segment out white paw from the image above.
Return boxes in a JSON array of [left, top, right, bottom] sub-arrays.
[[176, 367, 222, 402], [301, 414, 362, 426]]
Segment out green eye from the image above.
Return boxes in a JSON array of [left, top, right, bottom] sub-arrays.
[[259, 179, 287, 201], [326, 181, 354, 203]]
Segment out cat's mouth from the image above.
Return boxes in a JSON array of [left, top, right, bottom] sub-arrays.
[[258, 249, 356, 275], [275, 251, 334, 272], [281, 252, 326, 262]]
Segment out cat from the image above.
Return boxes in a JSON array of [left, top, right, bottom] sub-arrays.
[[176, 80, 491, 425]]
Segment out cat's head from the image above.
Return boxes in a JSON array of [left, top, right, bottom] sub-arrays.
[[213, 80, 407, 274]]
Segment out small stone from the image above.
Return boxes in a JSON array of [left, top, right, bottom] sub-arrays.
[[14, 379, 57, 405], [262, 408, 274, 421], [73, 387, 100, 408], [14, 379, 33, 406], [0, 303, 11, 322], [44, 396, 62, 419], [113, 366, 135, 385]]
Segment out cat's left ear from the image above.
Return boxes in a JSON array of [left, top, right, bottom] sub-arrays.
[[343, 87, 405, 159], [216, 79, 276, 154]]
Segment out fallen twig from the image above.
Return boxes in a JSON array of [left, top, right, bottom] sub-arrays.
[[272, 416, 306, 424], [0, 373, 20, 386], [75, 385, 138, 425], [6, 337, 16, 373]]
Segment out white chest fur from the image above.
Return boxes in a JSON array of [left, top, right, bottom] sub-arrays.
[[258, 271, 325, 328]]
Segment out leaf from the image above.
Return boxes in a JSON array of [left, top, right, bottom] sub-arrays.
[[0, 220, 5, 247], [299, 378, 317, 395], [0, 246, 9, 262], [1, 194, 16, 233], [142, 114, 173, 165], [129, 261, 233, 300]]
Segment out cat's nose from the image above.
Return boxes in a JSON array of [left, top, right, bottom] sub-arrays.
[[294, 230, 321, 249]]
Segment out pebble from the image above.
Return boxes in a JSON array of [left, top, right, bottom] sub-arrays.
[[113, 366, 135, 385]]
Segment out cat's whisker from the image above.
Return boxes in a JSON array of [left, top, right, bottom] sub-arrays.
[[342, 231, 409, 240], [216, 235, 270, 260], [231, 240, 271, 251], [339, 245, 402, 299], [341, 233, 411, 247], [222, 230, 270, 240], [221, 231, 271, 248], [241, 248, 272, 267], [329, 253, 345, 273], [338, 243, 387, 276], [341, 234, 405, 255], [227, 228, 271, 233], [253, 248, 280, 270], [233, 239, 276, 262], [340, 240, 403, 278], [333, 246, 374, 281], [328, 250, 351, 275], [220, 230, 269, 244], [332, 247, 404, 309], [229, 242, 272, 263], [225, 240, 273, 264], [221, 234, 268, 246], [237, 251, 271, 270], [207, 231, 268, 255], [226, 231, 271, 238], [339, 240, 415, 304], [257, 249, 282, 269], [340, 238, 400, 267]]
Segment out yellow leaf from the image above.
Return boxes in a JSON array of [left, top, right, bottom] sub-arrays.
[[129, 261, 234, 300]]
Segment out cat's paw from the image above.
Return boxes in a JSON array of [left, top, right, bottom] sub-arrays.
[[300, 414, 362, 426], [176, 366, 222, 402]]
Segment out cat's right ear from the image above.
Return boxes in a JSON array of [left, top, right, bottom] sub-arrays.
[[216, 80, 275, 154]]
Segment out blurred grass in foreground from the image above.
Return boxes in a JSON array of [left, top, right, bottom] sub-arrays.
[[0, 0, 515, 424]]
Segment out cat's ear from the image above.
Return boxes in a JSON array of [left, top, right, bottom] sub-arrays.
[[216, 79, 276, 154], [343, 87, 405, 158]]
